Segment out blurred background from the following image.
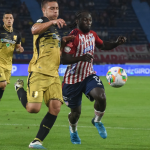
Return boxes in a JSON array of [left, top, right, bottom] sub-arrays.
[[0, 0, 150, 76]]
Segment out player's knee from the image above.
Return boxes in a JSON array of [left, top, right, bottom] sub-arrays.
[[26, 107, 40, 113], [95, 92, 106, 103], [0, 82, 7, 90], [72, 111, 81, 120], [49, 106, 61, 116], [49, 100, 62, 116]]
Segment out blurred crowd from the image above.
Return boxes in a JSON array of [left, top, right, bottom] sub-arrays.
[[0, 0, 147, 47], [0, 1, 33, 46]]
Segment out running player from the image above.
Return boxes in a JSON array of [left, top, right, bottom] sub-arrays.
[[0, 11, 24, 101], [61, 10, 126, 144], [14, 0, 75, 149]]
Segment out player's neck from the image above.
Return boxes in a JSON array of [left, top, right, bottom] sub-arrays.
[[4, 24, 13, 32]]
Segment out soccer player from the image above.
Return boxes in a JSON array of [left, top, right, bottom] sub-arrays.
[[14, 0, 75, 149], [0, 11, 24, 101], [61, 11, 126, 144]]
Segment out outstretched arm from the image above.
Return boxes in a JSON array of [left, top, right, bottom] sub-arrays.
[[61, 52, 93, 65], [31, 19, 66, 35], [97, 36, 127, 50]]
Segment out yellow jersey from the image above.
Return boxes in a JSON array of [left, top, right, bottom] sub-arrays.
[[28, 17, 61, 77], [0, 25, 21, 70]]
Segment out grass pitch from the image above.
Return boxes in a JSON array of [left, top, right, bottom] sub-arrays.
[[0, 76, 150, 150]]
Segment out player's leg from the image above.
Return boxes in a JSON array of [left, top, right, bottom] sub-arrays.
[[29, 76, 63, 149], [0, 81, 7, 100], [15, 72, 42, 113], [84, 75, 107, 139], [63, 82, 82, 144], [68, 106, 81, 144], [0, 67, 11, 101]]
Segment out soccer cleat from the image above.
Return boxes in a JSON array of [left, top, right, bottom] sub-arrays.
[[69, 126, 81, 144], [29, 141, 46, 149], [14, 79, 24, 91], [92, 118, 107, 139]]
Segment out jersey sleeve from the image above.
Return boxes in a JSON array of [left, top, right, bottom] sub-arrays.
[[63, 29, 78, 55], [35, 17, 49, 24], [94, 32, 103, 46], [16, 32, 21, 44]]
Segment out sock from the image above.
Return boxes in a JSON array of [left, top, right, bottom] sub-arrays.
[[33, 112, 57, 142], [17, 88, 27, 109], [94, 109, 105, 122], [0, 88, 4, 100], [69, 121, 78, 133]]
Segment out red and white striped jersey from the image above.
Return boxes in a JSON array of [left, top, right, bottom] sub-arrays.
[[63, 28, 103, 84]]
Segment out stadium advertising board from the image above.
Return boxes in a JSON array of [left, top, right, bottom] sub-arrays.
[[11, 64, 150, 76]]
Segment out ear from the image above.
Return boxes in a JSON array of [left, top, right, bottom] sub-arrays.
[[42, 7, 45, 14], [75, 19, 79, 25]]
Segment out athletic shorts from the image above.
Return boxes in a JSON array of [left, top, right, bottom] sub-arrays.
[[27, 72, 64, 106], [62, 74, 104, 108], [0, 66, 11, 84]]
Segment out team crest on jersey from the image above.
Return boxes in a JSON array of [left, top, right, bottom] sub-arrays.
[[13, 35, 17, 41], [32, 91, 38, 98]]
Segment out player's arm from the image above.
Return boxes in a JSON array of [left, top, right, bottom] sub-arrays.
[[61, 53, 93, 64], [31, 19, 66, 35], [96, 36, 127, 50], [60, 35, 76, 56], [61, 42, 93, 64], [15, 32, 24, 53], [16, 44, 24, 53]]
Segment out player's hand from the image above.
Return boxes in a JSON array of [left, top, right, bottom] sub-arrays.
[[62, 35, 76, 43], [116, 36, 127, 45], [16, 45, 24, 53], [61, 35, 76, 49], [51, 19, 67, 29], [80, 53, 93, 63]]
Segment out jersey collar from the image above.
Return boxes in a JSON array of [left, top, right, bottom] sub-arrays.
[[3, 25, 13, 33]]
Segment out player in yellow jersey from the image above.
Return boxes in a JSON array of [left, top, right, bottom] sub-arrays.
[[0, 11, 24, 101], [14, 0, 75, 149]]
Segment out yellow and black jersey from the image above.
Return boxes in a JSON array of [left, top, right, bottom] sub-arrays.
[[28, 16, 61, 77], [0, 25, 21, 70]]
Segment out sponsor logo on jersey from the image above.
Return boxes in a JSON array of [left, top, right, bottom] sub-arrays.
[[83, 45, 93, 54], [6, 43, 10, 47], [1, 38, 16, 44], [52, 33, 61, 41]]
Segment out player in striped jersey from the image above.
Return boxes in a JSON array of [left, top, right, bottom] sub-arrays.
[[61, 11, 126, 144]]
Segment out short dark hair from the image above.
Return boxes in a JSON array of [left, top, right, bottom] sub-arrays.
[[3, 11, 13, 18], [41, 0, 58, 8]]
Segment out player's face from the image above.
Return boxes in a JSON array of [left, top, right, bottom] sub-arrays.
[[42, 2, 59, 20], [79, 13, 92, 33], [3, 14, 14, 28]]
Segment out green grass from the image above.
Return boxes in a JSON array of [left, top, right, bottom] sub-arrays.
[[0, 76, 150, 150]]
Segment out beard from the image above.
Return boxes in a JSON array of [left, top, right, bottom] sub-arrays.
[[79, 25, 90, 33]]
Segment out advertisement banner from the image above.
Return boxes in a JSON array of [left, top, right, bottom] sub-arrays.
[[11, 64, 150, 77]]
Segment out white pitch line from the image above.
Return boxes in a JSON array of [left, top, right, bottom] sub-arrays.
[[0, 124, 150, 131]]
